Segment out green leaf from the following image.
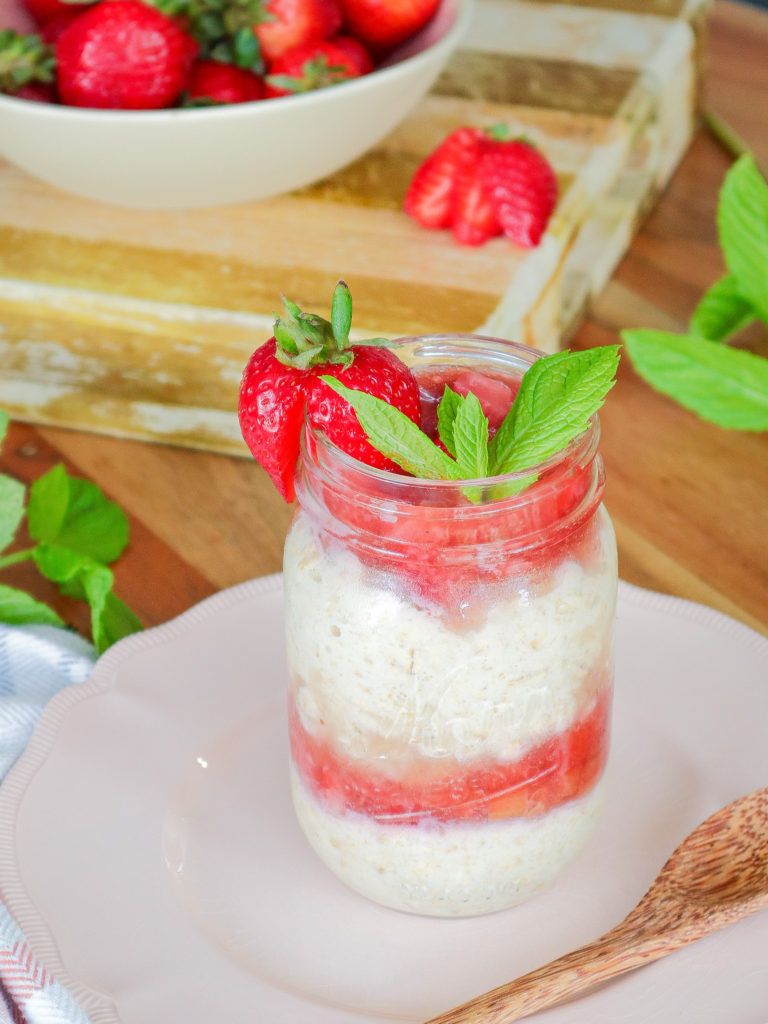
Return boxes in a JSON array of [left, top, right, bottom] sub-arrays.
[[232, 26, 262, 71], [452, 391, 489, 479], [28, 466, 129, 565], [622, 328, 768, 430], [319, 377, 463, 480], [436, 386, 462, 457], [489, 347, 620, 475], [94, 592, 144, 654], [690, 274, 757, 341], [717, 154, 768, 322], [0, 410, 8, 445], [32, 544, 142, 653], [0, 584, 64, 627], [0, 474, 25, 552], [33, 543, 112, 589]]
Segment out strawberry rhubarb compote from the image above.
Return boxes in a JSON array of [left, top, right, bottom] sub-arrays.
[[283, 334, 618, 917]]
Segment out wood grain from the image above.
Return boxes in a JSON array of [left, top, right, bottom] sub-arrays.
[[0, 0, 707, 447], [0, 1, 766, 645], [425, 786, 768, 1023]]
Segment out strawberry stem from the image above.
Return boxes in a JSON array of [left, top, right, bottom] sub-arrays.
[[273, 282, 355, 369]]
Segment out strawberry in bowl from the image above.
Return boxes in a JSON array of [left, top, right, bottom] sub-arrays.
[[237, 281, 620, 917], [0, 0, 472, 206]]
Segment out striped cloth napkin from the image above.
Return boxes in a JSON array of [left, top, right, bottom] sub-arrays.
[[0, 622, 97, 1024]]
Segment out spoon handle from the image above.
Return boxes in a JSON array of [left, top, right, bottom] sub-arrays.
[[423, 923, 682, 1024]]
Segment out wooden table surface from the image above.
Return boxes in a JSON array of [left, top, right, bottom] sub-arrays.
[[1, 0, 767, 644]]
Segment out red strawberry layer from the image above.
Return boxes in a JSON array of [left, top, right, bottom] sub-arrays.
[[290, 685, 611, 825]]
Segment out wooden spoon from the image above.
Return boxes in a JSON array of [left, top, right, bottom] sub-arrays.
[[425, 786, 768, 1024]]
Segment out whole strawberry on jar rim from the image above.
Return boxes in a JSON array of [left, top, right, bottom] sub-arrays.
[[238, 281, 421, 501]]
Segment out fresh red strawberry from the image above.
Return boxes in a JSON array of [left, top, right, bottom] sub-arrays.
[[450, 369, 517, 432], [450, 154, 501, 246], [479, 137, 558, 247], [12, 80, 57, 100], [22, 0, 90, 25], [56, 0, 198, 109], [403, 126, 482, 230], [238, 282, 421, 502], [328, 33, 373, 74], [184, 59, 265, 103], [255, 0, 342, 62], [264, 38, 360, 96], [39, 10, 87, 43], [0, 27, 55, 97], [339, 0, 440, 53]]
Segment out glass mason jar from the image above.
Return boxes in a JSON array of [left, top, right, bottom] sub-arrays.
[[283, 335, 618, 917]]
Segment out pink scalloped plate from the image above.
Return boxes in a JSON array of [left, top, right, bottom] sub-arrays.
[[0, 575, 766, 1024]]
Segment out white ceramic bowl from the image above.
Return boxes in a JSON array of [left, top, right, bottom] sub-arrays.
[[0, 0, 472, 208]]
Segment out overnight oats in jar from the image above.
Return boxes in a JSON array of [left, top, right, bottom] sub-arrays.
[[238, 287, 618, 918]]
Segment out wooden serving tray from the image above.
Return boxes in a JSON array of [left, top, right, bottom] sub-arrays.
[[0, 0, 709, 455]]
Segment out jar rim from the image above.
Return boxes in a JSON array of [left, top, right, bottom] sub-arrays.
[[301, 331, 601, 503]]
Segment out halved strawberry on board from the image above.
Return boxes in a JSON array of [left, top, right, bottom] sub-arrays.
[[403, 126, 483, 230]]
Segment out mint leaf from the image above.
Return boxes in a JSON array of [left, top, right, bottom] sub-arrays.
[[436, 386, 462, 457], [0, 411, 7, 445], [0, 474, 25, 552], [717, 154, 768, 323], [95, 592, 144, 654], [319, 377, 463, 480], [452, 392, 489, 478], [28, 465, 129, 565], [488, 347, 620, 475], [690, 274, 756, 341], [0, 584, 64, 627], [33, 543, 111, 591], [32, 544, 142, 654], [621, 328, 768, 430]]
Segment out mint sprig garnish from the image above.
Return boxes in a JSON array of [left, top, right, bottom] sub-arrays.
[[487, 347, 619, 476], [622, 154, 768, 431], [0, 413, 143, 652], [321, 344, 619, 498], [319, 378, 464, 480]]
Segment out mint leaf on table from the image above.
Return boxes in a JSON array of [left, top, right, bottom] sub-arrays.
[[0, 473, 25, 553], [623, 154, 768, 431], [96, 592, 144, 655], [488, 346, 620, 476], [319, 377, 463, 480], [717, 154, 768, 324], [33, 544, 142, 654], [0, 419, 143, 651], [689, 274, 756, 342], [621, 329, 768, 430], [0, 584, 64, 628], [27, 464, 129, 564]]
